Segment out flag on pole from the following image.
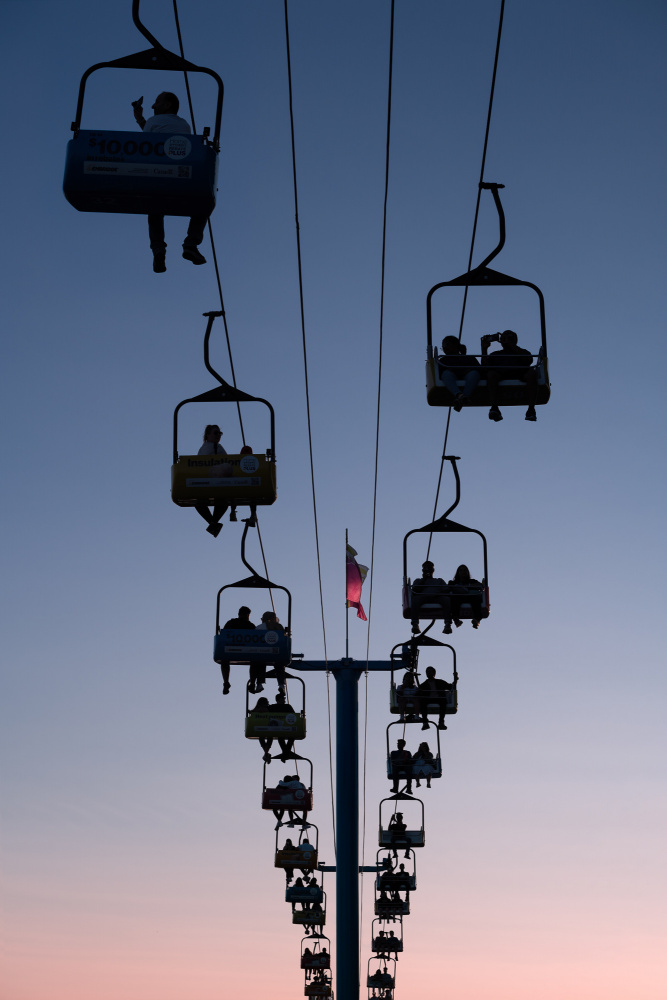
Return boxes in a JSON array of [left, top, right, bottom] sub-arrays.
[[346, 543, 368, 621]]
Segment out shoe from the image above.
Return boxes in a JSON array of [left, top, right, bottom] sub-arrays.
[[222, 683, 230, 695], [488, 406, 502, 422], [454, 619, 463, 628], [471, 619, 480, 629], [438, 723, 448, 731], [421, 722, 429, 731], [525, 406, 537, 421], [152, 251, 166, 273], [443, 624, 452, 635], [453, 392, 464, 413], [206, 522, 222, 537], [263, 752, 272, 763], [182, 246, 206, 265]]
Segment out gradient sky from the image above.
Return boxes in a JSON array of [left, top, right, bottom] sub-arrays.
[[1, 1, 666, 998]]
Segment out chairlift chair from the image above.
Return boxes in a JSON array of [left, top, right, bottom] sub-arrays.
[[246, 677, 306, 741], [371, 918, 404, 956], [402, 457, 489, 631], [63, 0, 222, 217], [173, 314, 277, 516], [379, 794, 425, 850], [367, 957, 396, 992], [389, 635, 458, 719], [376, 850, 416, 892], [300, 934, 331, 970], [425, 184, 550, 409], [263, 754, 313, 818], [274, 821, 318, 871], [386, 720, 442, 789]]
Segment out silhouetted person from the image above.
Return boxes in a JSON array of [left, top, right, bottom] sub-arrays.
[[418, 666, 453, 730], [219, 605, 255, 692], [438, 335, 481, 410], [132, 91, 208, 272], [389, 738, 413, 794], [448, 563, 483, 629], [481, 329, 537, 422], [413, 741, 436, 787]]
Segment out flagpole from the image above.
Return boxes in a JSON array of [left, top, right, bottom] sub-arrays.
[[345, 528, 349, 659]]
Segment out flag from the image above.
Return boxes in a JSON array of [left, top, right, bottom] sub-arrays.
[[346, 543, 368, 621]]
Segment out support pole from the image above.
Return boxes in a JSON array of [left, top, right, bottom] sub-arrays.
[[333, 660, 362, 1000]]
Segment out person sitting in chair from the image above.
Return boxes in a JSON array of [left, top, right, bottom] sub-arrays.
[[437, 336, 481, 411], [132, 91, 208, 273], [481, 329, 537, 422], [417, 666, 452, 731]]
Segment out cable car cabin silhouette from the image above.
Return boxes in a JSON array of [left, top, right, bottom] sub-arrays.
[[173, 314, 277, 521], [367, 958, 396, 990], [425, 183, 550, 412], [245, 675, 305, 741], [379, 795, 425, 851], [303, 970, 332, 998], [292, 895, 326, 927], [390, 635, 459, 721], [386, 720, 442, 790], [376, 850, 416, 892], [374, 887, 410, 918], [263, 755, 313, 819], [402, 456, 489, 633], [372, 919, 404, 956], [300, 935, 330, 970], [275, 822, 319, 871], [288, 880, 324, 906], [63, 2, 222, 216]]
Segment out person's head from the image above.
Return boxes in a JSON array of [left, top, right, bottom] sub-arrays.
[[425, 666, 436, 679], [152, 91, 179, 115], [275, 691, 286, 704], [203, 424, 222, 443], [454, 564, 471, 583], [238, 605, 251, 619], [499, 329, 518, 348], [402, 671, 415, 687], [441, 335, 462, 355], [261, 611, 277, 624], [397, 739, 406, 749], [255, 696, 270, 710], [240, 445, 253, 454], [283, 774, 291, 782], [418, 742, 429, 752], [421, 560, 434, 578], [395, 812, 403, 820]]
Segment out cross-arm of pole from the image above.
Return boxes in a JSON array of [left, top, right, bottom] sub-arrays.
[[291, 658, 394, 672]]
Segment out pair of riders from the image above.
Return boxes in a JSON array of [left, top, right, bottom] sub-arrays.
[[438, 330, 538, 421]]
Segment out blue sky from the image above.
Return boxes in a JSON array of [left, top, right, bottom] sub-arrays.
[[1, 2, 666, 998]]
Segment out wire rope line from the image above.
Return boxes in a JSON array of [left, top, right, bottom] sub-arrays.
[[283, 0, 328, 664], [283, 0, 334, 852], [427, 0, 505, 542], [360, 1, 396, 969], [172, 0, 246, 446]]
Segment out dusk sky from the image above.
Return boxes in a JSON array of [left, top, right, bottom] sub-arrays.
[[1, 1, 666, 998]]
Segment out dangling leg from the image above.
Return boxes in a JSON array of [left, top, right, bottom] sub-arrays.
[[278, 738, 294, 760], [194, 503, 224, 537], [148, 214, 166, 272], [259, 737, 274, 763], [485, 369, 503, 421], [182, 215, 208, 265], [220, 660, 230, 695]]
